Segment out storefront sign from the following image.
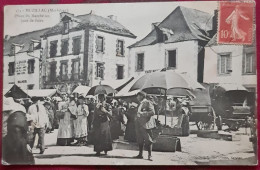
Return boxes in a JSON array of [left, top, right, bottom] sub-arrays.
[[16, 60, 27, 75], [145, 69, 160, 73], [18, 80, 27, 83]]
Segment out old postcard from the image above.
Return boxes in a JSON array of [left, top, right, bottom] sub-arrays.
[[2, 1, 257, 165]]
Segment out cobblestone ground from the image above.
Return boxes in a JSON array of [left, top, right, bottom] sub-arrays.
[[33, 119, 257, 165]]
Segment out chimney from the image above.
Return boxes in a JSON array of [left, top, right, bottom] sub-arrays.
[[4, 35, 10, 41], [107, 15, 117, 21], [212, 10, 218, 33], [60, 12, 74, 20]]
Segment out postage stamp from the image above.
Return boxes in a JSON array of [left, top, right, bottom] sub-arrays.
[[217, 1, 254, 45]]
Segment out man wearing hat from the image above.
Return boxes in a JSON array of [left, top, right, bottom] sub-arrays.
[[134, 91, 156, 161], [28, 97, 48, 154]]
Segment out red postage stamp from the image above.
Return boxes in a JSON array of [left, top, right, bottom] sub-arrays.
[[217, 1, 254, 45]]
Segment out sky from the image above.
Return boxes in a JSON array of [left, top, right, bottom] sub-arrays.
[[4, 1, 217, 41]]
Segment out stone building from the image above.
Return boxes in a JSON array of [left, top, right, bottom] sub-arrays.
[[3, 28, 49, 90], [41, 12, 136, 93], [128, 6, 217, 82], [204, 34, 257, 106]]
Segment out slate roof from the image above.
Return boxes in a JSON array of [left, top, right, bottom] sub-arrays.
[[43, 13, 136, 38], [129, 6, 213, 48], [4, 28, 49, 56]]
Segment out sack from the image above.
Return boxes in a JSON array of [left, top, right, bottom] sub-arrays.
[[56, 111, 65, 119]]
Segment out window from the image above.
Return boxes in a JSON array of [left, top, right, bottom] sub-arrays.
[[28, 59, 35, 74], [117, 65, 124, 79], [63, 21, 69, 34], [243, 52, 256, 74], [136, 53, 144, 71], [163, 34, 168, 41], [168, 50, 176, 68], [73, 37, 81, 55], [50, 41, 58, 58], [96, 36, 104, 52], [27, 84, 34, 90], [96, 63, 104, 79], [218, 53, 232, 74], [60, 61, 68, 80], [49, 62, 57, 81], [116, 40, 124, 56], [10, 45, 15, 56], [72, 60, 80, 80], [8, 62, 15, 76], [61, 39, 69, 56]]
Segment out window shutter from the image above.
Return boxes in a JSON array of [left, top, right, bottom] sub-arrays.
[[242, 53, 245, 74], [65, 63, 68, 79], [71, 61, 74, 80], [227, 54, 232, 71], [8, 63, 11, 75], [103, 37, 105, 53], [116, 40, 119, 55], [252, 53, 256, 74], [32, 60, 35, 73], [59, 63, 62, 78], [122, 41, 125, 56], [246, 54, 250, 73], [217, 55, 220, 74]]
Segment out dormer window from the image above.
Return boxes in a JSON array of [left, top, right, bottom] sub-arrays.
[[63, 21, 69, 34], [163, 34, 168, 41], [10, 45, 15, 56], [29, 42, 34, 52]]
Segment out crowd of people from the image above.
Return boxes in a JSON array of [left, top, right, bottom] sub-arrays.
[[2, 90, 191, 164]]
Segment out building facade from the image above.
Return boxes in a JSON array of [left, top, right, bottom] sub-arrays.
[[41, 12, 136, 93], [128, 6, 216, 82], [3, 29, 48, 90], [204, 35, 257, 95]]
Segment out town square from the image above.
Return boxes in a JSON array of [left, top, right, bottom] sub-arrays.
[[2, 1, 257, 165]]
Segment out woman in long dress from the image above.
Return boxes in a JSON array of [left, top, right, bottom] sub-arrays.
[[110, 100, 125, 140], [74, 95, 89, 146], [56, 96, 77, 146], [92, 94, 113, 156], [124, 103, 137, 142]]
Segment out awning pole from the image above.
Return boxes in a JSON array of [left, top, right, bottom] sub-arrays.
[[157, 88, 161, 120], [165, 89, 167, 126]]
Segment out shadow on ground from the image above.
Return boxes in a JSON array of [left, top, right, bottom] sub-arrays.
[[34, 153, 135, 160]]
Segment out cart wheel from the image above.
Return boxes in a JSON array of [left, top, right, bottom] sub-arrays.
[[216, 116, 222, 130]]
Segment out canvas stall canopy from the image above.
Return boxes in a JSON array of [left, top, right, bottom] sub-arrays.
[[93, 77, 134, 92], [27, 89, 57, 98], [72, 86, 91, 97], [4, 84, 30, 99]]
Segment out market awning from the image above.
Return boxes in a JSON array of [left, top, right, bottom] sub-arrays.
[[217, 83, 248, 91], [93, 77, 134, 91], [72, 86, 91, 96], [27, 89, 57, 98], [4, 84, 30, 99], [116, 76, 143, 97]]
